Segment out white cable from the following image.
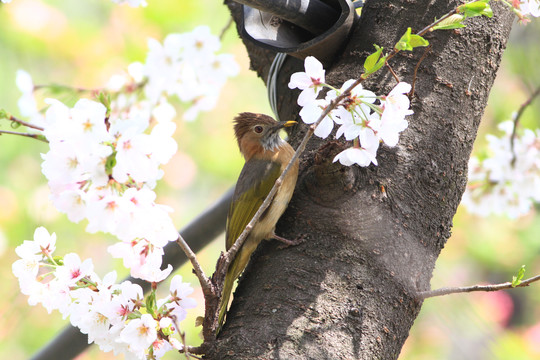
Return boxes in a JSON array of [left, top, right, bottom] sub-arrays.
[[267, 52, 288, 121]]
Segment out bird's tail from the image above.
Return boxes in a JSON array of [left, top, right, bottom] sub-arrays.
[[216, 266, 236, 335], [216, 244, 254, 335]]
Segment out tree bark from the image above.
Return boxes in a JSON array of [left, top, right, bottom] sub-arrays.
[[209, 0, 514, 358]]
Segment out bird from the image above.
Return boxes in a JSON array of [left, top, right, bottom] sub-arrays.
[[217, 112, 300, 334]]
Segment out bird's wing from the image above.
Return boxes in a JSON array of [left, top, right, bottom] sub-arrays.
[[225, 159, 282, 250]]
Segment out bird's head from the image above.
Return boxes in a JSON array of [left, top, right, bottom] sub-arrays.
[[233, 112, 296, 160]]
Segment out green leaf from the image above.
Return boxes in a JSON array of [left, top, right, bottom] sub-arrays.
[[395, 27, 413, 51], [145, 291, 157, 317], [363, 44, 386, 76], [127, 310, 142, 320], [433, 14, 466, 30], [395, 28, 428, 52], [0, 109, 9, 119], [96, 91, 112, 117], [35, 134, 48, 142], [52, 256, 64, 266], [409, 34, 429, 48], [10, 120, 22, 129], [457, 0, 493, 18], [511, 265, 526, 287], [105, 150, 117, 176]]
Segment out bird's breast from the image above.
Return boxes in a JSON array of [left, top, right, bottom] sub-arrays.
[[252, 145, 299, 240]]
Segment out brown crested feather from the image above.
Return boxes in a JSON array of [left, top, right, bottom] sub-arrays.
[[233, 112, 276, 146], [233, 112, 284, 161]]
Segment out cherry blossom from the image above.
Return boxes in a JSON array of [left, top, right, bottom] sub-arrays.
[[142, 27, 239, 119], [462, 120, 540, 218], [520, 0, 540, 17], [299, 98, 335, 138], [288, 56, 326, 106], [292, 57, 412, 168], [13, 228, 196, 359]]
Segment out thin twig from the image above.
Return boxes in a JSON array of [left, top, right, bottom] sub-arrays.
[[34, 83, 99, 94], [7, 114, 44, 131], [184, 346, 205, 355], [417, 9, 459, 37], [385, 62, 400, 83], [418, 274, 540, 299], [220, 16, 234, 40], [384, 8, 458, 66], [0, 130, 48, 142], [510, 85, 540, 165], [175, 235, 212, 295], [410, 44, 432, 98]]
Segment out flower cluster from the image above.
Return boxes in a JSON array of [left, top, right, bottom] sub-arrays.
[[288, 56, 412, 167], [517, 0, 540, 17], [40, 97, 178, 281], [16, 27, 239, 128], [462, 120, 540, 218], [7, 25, 240, 356], [109, 26, 240, 121], [12, 227, 196, 359], [13, 26, 239, 282]]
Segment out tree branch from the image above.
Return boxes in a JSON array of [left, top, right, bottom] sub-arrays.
[[175, 234, 212, 293], [0, 129, 48, 142], [418, 274, 540, 299], [6, 114, 45, 131], [510, 85, 540, 165]]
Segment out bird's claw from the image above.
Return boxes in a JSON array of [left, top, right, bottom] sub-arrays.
[[275, 233, 306, 249]]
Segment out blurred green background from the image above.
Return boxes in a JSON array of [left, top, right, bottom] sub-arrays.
[[0, 1, 539, 359]]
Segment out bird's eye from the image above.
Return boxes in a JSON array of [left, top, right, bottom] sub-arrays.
[[254, 125, 264, 134]]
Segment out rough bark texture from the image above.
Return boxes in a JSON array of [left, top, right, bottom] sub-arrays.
[[208, 1, 514, 359]]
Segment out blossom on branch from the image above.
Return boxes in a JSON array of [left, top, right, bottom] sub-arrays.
[[12, 228, 196, 360], [292, 57, 412, 168], [142, 26, 239, 120], [519, 0, 540, 17], [40, 97, 178, 280], [288, 56, 326, 106], [462, 120, 540, 218]]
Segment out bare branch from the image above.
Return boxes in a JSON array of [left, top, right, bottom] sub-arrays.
[[510, 85, 540, 165], [416, 9, 458, 37], [34, 83, 100, 94], [386, 62, 400, 83], [175, 234, 212, 294], [0, 130, 48, 142], [219, 16, 234, 40], [418, 274, 540, 299], [6, 114, 45, 131]]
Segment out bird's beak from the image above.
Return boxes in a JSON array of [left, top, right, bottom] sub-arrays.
[[269, 120, 297, 135], [276, 120, 297, 128]]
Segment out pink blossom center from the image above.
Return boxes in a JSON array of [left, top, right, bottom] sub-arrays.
[[70, 268, 81, 279], [310, 77, 321, 86]]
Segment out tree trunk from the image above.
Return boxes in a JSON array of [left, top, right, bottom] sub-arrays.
[[209, 0, 514, 358]]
